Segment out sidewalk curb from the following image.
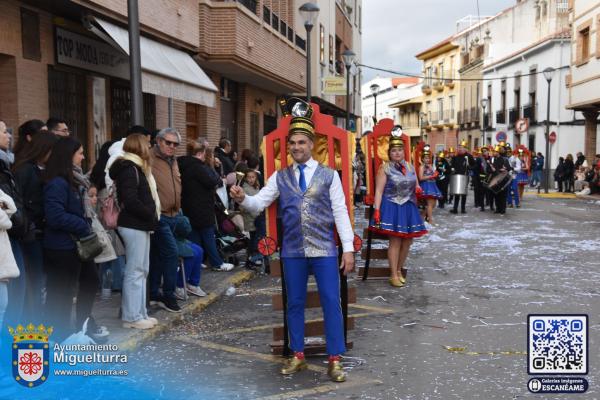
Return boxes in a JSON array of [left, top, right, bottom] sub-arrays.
[[117, 270, 255, 351]]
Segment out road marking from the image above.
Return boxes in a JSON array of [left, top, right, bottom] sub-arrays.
[[173, 336, 382, 399], [442, 345, 526, 356]]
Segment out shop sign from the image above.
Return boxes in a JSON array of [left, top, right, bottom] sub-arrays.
[[322, 76, 346, 95], [55, 27, 129, 80]]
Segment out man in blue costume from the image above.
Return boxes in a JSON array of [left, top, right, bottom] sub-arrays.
[[230, 111, 355, 382]]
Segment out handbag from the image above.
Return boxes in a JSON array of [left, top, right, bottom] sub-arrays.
[[101, 187, 120, 230], [73, 232, 104, 262]]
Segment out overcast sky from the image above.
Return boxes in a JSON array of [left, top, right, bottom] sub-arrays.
[[361, 0, 515, 81]]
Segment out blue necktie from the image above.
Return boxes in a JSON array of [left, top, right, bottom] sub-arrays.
[[298, 164, 307, 192]]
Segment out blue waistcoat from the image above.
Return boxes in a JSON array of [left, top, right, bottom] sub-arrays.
[[277, 164, 337, 258]]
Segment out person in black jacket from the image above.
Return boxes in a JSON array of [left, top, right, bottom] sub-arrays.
[[434, 151, 450, 208], [214, 138, 235, 176], [563, 154, 575, 192], [449, 142, 475, 214], [554, 157, 565, 192], [179, 140, 233, 271], [0, 123, 27, 330], [490, 144, 512, 215], [471, 147, 489, 212], [13, 132, 57, 321], [109, 134, 159, 330]]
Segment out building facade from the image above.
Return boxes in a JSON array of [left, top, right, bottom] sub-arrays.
[[0, 0, 218, 163], [361, 77, 420, 133], [416, 38, 461, 153], [481, 0, 587, 169], [567, 0, 600, 161]]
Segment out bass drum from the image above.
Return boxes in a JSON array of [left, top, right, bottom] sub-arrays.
[[486, 171, 512, 194], [449, 174, 469, 195]]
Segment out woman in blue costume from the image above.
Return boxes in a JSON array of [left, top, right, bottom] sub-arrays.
[[369, 127, 428, 287], [417, 148, 442, 225]]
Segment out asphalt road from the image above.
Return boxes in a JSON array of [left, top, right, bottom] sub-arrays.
[[125, 192, 600, 400]]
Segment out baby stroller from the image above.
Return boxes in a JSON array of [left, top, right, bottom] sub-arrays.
[[214, 187, 249, 266]]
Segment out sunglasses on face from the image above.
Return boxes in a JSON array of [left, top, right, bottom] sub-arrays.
[[162, 138, 179, 148]]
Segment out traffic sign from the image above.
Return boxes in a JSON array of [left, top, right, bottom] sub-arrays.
[[496, 131, 507, 142], [515, 118, 529, 134], [549, 131, 557, 144]]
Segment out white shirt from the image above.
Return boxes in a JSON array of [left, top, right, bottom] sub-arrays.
[[509, 155, 522, 174], [241, 157, 355, 253]]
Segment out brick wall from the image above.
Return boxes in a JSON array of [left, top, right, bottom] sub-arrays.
[[79, 0, 199, 48], [198, 2, 305, 92], [198, 71, 221, 148], [0, 1, 53, 132]]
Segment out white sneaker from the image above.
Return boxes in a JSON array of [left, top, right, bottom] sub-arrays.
[[174, 287, 186, 300], [123, 319, 154, 330], [213, 263, 234, 271], [187, 285, 207, 297], [201, 263, 208, 269], [145, 317, 158, 326]]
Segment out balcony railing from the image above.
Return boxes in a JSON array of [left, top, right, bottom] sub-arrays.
[[237, 0, 257, 14], [496, 110, 506, 124], [470, 107, 479, 122], [463, 108, 471, 123], [483, 112, 490, 129], [508, 108, 519, 126], [443, 109, 455, 123], [522, 103, 537, 124], [457, 111, 462, 124]]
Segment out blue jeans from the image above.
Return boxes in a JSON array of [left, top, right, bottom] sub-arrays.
[[0, 282, 7, 335], [150, 215, 179, 300], [6, 238, 25, 328], [100, 256, 125, 291], [507, 179, 520, 206], [531, 170, 542, 186], [189, 227, 224, 268], [283, 257, 345, 356], [177, 243, 203, 287], [119, 227, 151, 322], [21, 239, 44, 322]]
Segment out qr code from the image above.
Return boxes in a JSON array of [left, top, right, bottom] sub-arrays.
[[528, 315, 587, 374]]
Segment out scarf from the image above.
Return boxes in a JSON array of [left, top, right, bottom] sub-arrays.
[[73, 165, 94, 219], [120, 152, 161, 219]]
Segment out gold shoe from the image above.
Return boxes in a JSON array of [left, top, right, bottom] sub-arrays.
[[399, 275, 407, 284], [327, 360, 347, 382], [280, 355, 307, 375], [389, 277, 404, 287]]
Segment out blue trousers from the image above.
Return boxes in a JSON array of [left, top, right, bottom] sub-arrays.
[[150, 215, 179, 300], [21, 239, 44, 322], [283, 257, 345, 356], [177, 243, 203, 287], [507, 179, 520, 206], [189, 227, 224, 268]]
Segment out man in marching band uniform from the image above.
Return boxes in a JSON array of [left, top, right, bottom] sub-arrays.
[[472, 146, 488, 212], [507, 146, 522, 208], [435, 151, 450, 208], [490, 143, 512, 215], [449, 141, 475, 214], [230, 107, 354, 383]]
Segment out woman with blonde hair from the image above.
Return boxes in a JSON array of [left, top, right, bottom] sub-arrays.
[[109, 133, 160, 329], [369, 128, 428, 287]]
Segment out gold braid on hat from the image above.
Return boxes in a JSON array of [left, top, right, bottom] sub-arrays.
[[388, 125, 404, 150]]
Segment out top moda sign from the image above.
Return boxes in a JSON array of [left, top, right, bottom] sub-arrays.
[[55, 27, 129, 80]]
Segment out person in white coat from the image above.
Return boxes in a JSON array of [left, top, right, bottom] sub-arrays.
[[0, 189, 20, 331]]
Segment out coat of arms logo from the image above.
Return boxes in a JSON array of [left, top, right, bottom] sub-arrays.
[[9, 323, 52, 387]]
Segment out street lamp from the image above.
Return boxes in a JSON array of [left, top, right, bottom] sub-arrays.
[[370, 83, 380, 126], [342, 49, 356, 131], [480, 98, 488, 145], [542, 67, 555, 194], [419, 111, 426, 141], [299, 2, 320, 102]]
